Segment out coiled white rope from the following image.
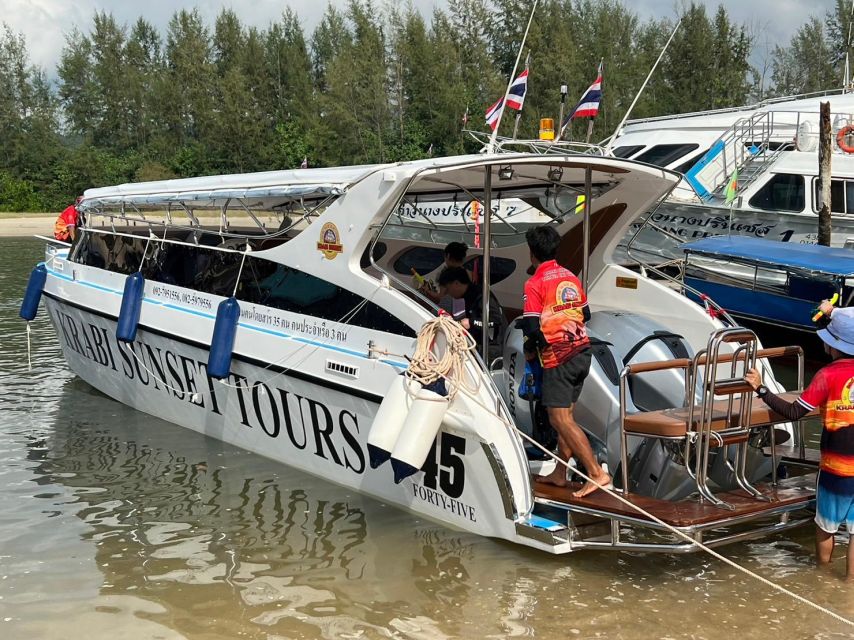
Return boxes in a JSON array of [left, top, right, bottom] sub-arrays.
[[404, 314, 478, 400]]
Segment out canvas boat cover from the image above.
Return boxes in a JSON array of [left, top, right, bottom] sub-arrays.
[[79, 164, 384, 208], [683, 236, 854, 277]]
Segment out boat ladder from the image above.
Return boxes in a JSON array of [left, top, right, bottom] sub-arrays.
[[619, 327, 807, 510]]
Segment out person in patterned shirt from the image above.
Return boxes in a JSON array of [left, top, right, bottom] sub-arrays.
[[520, 225, 611, 497], [746, 301, 854, 578], [54, 202, 79, 242]]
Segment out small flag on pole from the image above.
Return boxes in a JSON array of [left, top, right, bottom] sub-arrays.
[[561, 61, 603, 129], [485, 97, 504, 131], [505, 69, 529, 110], [724, 168, 739, 205], [300, 156, 308, 169]]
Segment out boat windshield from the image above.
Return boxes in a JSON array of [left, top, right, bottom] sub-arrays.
[[377, 177, 619, 249]]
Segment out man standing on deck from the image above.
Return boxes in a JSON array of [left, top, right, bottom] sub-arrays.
[[520, 225, 611, 497], [746, 301, 854, 579]]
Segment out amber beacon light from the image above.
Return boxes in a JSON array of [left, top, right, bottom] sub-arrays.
[[539, 118, 555, 140]]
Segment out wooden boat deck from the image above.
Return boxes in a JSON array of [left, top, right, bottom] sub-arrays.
[[533, 475, 816, 528]]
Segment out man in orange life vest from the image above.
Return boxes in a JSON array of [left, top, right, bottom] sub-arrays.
[[520, 225, 611, 497], [746, 301, 854, 578], [54, 200, 80, 242]]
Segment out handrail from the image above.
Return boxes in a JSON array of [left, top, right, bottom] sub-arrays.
[[624, 346, 802, 375]]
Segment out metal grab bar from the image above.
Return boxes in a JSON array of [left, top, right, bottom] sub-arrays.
[[618, 329, 805, 507]]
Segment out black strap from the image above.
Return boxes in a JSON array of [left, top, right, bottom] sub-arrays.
[[622, 331, 688, 366]]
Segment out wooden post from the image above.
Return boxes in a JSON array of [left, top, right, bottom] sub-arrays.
[[818, 101, 832, 246]]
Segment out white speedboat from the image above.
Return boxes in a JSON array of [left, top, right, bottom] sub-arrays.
[[610, 91, 854, 261], [23, 153, 820, 553]]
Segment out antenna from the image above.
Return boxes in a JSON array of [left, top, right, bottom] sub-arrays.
[[604, 19, 681, 155], [845, 0, 854, 90], [555, 83, 568, 142], [486, 0, 540, 152]]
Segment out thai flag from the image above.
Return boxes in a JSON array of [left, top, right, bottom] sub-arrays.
[[505, 69, 528, 110], [485, 97, 503, 131], [563, 62, 603, 126]]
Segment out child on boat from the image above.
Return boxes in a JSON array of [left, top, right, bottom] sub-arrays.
[[746, 301, 854, 579]]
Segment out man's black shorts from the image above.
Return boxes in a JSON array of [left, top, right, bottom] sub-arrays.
[[541, 348, 592, 408]]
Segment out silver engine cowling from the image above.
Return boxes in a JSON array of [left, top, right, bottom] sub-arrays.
[[497, 310, 777, 500]]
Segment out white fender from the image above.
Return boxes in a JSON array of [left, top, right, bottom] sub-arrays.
[[389, 389, 450, 483], [367, 375, 422, 468]]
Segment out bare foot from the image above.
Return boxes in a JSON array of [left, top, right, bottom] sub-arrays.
[[571, 472, 612, 498], [533, 468, 568, 488]]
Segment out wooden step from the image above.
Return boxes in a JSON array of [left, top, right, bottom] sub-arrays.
[[533, 475, 816, 528], [762, 444, 821, 464]]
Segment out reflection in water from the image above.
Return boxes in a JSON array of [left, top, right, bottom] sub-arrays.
[[2, 237, 854, 639]]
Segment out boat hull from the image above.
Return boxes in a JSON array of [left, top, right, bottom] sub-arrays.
[[621, 200, 853, 262], [42, 293, 534, 548]]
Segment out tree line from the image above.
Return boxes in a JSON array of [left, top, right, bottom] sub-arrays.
[[0, 0, 850, 212]]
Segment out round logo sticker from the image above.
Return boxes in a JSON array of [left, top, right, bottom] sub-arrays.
[[317, 222, 343, 260]]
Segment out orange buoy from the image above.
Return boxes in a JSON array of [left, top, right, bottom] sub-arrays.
[[836, 125, 854, 153]]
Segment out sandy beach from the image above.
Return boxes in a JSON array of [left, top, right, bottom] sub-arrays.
[[0, 215, 56, 238]]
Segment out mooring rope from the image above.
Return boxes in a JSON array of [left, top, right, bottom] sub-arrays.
[[26, 322, 32, 372], [438, 367, 854, 629]]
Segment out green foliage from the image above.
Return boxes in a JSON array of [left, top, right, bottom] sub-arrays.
[[274, 120, 311, 170], [0, 171, 40, 211], [770, 17, 837, 96], [3, 3, 838, 211]]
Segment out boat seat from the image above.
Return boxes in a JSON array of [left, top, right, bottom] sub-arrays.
[[623, 392, 812, 438]]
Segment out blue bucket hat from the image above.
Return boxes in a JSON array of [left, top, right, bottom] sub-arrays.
[[818, 307, 854, 356]]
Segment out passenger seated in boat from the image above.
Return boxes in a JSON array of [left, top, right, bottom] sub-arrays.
[[437, 266, 506, 361], [415, 242, 471, 310], [520, 225, 611, 497], [746, 300, 854, 578]]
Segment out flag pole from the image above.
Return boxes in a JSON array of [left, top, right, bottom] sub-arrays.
[[584, 59, 603, 144], [511, 53, 531, 140], [487, 0, 539, 152], [604, 19, 681, 155]]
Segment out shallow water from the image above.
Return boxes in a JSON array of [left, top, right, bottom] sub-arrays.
[[1, 237, 852, 639]]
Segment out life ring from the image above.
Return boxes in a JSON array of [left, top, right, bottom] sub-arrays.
[[837, 125, 854, 153]]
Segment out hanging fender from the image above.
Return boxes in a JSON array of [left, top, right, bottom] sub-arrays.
[[389, 389, 450, 483], [207, 296, 241, 379], [116, 272, 146, 343], [367, 375, 422, 469], [20, 264, 47, 321]]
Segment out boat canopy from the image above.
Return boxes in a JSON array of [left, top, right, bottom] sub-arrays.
[[683, 236, 854, 277], [78, 164, 384, 209]]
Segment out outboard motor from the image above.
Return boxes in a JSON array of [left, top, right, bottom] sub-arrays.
[[500, 309, 718, 500]]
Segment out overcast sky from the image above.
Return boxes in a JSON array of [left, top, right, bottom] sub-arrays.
[[5, 0, 840, 73]]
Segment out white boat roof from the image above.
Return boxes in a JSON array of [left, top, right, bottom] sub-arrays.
[[81, 153, 671, 209], [80, 163, 390, 208], [620, 91, 854, 137]]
